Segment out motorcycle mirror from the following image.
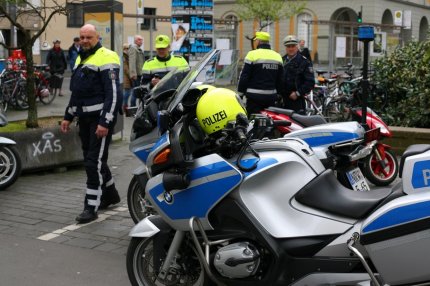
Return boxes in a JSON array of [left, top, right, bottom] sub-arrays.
[[181, 88, 202, 112]]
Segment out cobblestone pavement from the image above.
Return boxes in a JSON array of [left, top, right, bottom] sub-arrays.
[[0, 74, 139, 256], [0, 140, 138, 256]]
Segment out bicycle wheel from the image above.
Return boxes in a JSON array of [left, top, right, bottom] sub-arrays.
[[15, 82, 29, 110], [339, 81, 358, 96]]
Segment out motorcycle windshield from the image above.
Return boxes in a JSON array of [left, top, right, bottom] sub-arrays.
[[167, 49, 239, 113], [150, 67, 189, 99]]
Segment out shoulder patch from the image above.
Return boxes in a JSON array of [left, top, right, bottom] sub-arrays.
[[109, 70, 117, 80], [308, 66, 314, 73]]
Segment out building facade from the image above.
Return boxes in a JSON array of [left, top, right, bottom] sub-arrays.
[[1, 0, 429, 69], [215, 0, 430, 70]]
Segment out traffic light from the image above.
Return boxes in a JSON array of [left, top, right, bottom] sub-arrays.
[[357, 11, 363, 23]]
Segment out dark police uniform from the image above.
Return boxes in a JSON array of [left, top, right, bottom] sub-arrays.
[[65, 42, 122, 220], [282, 53, 314, 114], [238, 43, 284, 115], [141, 54, 189, 88]]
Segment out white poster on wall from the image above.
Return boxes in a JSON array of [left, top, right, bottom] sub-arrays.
[[403, 10, 412, 29], [370, 32, 387, 57], [336, 36, 346, 58]]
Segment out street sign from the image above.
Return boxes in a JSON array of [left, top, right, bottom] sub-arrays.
[[358, 26, 374, 41]]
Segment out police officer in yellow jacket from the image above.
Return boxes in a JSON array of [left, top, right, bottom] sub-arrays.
[[60, 24, 122, 223], [141, 35, 189, 89], [238, 31, 284, 115]]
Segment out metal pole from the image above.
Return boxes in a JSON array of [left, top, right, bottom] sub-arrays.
[[110, 0, 115, 51], [9, 2, 17, 47], [328, 23, 334, 72], [361, 40, 369, 129], [149, 18, 154, 58]]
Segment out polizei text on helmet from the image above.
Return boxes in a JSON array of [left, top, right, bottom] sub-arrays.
[[201, 110, 227, 126]]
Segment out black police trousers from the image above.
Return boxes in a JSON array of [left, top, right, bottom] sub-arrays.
[[78, 116, 115, 212]]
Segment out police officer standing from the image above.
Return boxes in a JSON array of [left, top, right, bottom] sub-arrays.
[[282, 35, 315, 114], [60, 24, 122, 224], [141, 35, 189, 89], [238, 31, 283, 115]]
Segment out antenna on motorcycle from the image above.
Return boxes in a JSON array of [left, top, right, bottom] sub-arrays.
[[157, 110, 170, 135]]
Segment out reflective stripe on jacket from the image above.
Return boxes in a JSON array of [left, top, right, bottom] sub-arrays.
[[141, 54, 189, 87], [238, 44, 284, 96], [65, 45, 122, 128]]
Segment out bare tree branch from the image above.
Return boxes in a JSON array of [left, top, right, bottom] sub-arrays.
[[0, 0, 83, 128]]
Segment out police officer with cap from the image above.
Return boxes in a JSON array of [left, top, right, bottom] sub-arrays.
[[141, 34, 189, 89], [238, 31, 284, 115], [282, 35, 314, 114]]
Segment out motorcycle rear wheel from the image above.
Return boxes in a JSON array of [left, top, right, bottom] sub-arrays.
[[127, 174, 155, 224], [126, 236, 207, 286], [0, 146, 21, 190], [362, 149, 398, 186]]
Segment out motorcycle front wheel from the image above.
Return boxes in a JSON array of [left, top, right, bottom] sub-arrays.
[[362, 149, 398, 186], [127, 174, 156, 224], [0, 145, 22, 190], [126, 236, 207, 286]]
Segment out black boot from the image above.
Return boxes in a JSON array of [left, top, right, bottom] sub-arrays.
[[75, 209, 98, 224], [99, 185, 121, 210]]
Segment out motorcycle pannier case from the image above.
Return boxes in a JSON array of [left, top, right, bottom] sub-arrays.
[[360, 148, 430, 285]]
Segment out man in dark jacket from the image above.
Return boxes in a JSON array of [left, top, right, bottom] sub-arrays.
[[60, 24, 122, 224], [282, 35, 315, 114], [67, 37, 80, 72], [238, 31, 284, 115]]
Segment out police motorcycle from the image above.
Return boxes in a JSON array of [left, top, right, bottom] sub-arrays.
[[127, 70, 430, 285], [128, 49, 239, 223], [0, 108, 21, 190], [128, 49, 392, 224]]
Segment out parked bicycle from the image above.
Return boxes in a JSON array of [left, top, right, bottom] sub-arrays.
[[0, 69, 28, 111]]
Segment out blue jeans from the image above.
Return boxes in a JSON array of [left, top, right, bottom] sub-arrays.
[[129, 77, 142, 107], [123, 88, 131, 107]]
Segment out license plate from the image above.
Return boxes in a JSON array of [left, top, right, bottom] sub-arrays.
[[346, 167, 370, 192]]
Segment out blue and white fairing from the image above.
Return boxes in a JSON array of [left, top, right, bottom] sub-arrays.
[[283, 121, 365, 159], [129, 127, 162, 164], [145, 153, 243, 231], [359, 149, 430, 286]]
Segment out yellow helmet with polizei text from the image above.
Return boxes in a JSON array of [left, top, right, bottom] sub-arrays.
[[196, 88, 246, 135]]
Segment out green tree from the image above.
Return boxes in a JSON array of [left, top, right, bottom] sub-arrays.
[[0, 0, 78, 128], [235, 0, 306, 46], [372, 40, 430, 127]]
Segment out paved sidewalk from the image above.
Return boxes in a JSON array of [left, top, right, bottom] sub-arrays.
[[0, 75, 140, 285]]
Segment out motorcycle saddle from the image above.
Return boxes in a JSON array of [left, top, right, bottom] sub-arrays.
[[291, 113, 327, 127], [399, 144, 430, 178], [265, 107, 327, 127], [296, 169, 393, 219]]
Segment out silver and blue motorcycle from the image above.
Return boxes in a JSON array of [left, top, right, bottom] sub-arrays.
[[128, 49, 394, 224], [126, 59, 430, 285]]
